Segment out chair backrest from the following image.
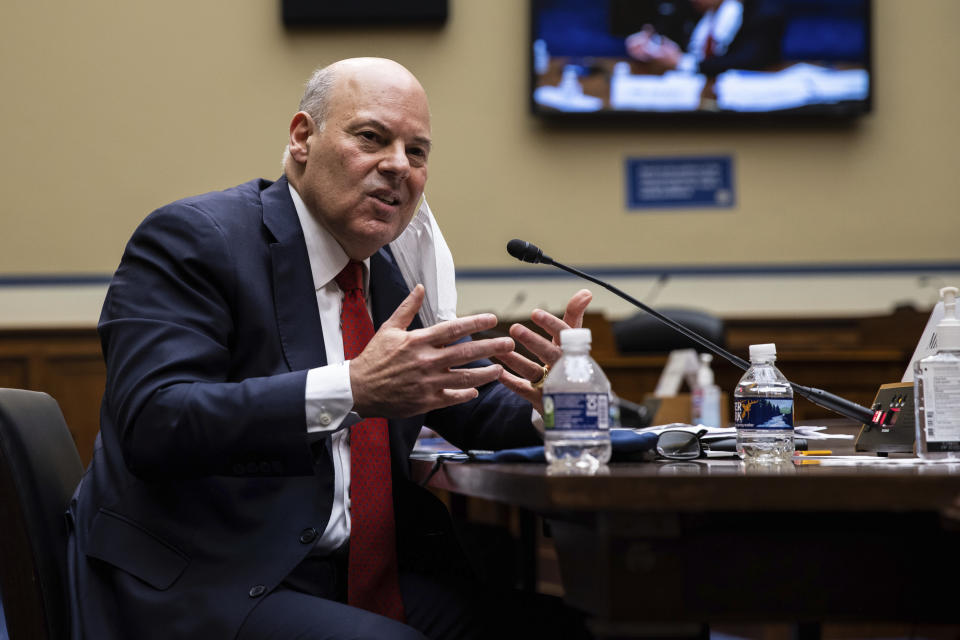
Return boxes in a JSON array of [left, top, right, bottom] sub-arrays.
[[612, 308, 727, 354], [0, 389, 84, 640]]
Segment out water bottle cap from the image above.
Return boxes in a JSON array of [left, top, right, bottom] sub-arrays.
[[560, 328, 592, 347], [749, 343, 777, 360]]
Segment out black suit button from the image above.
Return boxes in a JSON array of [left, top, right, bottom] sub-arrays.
[[249, 584, 267, 598], [299, 527, 318, 544]]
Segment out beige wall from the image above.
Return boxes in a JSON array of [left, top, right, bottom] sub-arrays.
[[1, 0, 958, 324]]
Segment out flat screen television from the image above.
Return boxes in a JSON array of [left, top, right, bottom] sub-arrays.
[[530, 0, 872, 119]]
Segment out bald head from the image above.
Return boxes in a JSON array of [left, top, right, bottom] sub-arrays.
[[297, 58, 428, 132]]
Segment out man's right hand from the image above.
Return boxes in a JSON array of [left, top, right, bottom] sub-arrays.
[[626, 25, 682, 71], [349, 284, 514, 418], [625, 25, 659, 61]]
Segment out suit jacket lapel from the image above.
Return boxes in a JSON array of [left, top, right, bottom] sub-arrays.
[[370, 246, 423, 332], [261, 176, 327, 372], [260, 180, 421, 371]]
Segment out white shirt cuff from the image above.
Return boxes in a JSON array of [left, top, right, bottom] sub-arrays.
[[677, 53, 698, 73], [531, 408, 545, 439], [305, 362, 355, 433]]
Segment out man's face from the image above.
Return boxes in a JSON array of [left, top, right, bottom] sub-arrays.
[[294, 65, 432, 260]]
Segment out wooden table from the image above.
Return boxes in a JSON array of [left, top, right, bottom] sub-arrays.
[[413, 426, 960, 634]]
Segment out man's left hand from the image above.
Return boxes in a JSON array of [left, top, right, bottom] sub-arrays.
[[496, 289, 593, 413]]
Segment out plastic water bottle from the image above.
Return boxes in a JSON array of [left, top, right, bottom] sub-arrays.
[[734, 343, 794, 463], [691, 353, 722, 428], [914, 286, 960, 460], [542, 328, 612, 471], [559, 65, 583, 98]]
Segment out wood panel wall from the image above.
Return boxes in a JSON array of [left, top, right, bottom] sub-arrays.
[[0, 329, 104, 466], [0, 306, 930, 467]]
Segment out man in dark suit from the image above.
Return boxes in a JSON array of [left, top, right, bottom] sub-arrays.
[[67, 57, 592, 639], [625, 0, 783, 76]]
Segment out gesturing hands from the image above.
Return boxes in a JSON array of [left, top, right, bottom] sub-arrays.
[[496, 289, 593, 413], [349, 285, 515, 418], [625, 25, 683, 71]]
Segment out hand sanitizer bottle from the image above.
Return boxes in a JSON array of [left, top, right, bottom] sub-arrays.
[[914, 286, 960, 460], [692, 353, 722, 427]]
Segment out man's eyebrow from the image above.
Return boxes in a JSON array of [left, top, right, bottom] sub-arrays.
[[352, 118, 432, 150], [413, 135, 433, 151]]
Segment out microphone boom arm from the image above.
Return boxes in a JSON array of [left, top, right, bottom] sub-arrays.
[[548, 260, 750, 370], [532, 253, 875, 425]]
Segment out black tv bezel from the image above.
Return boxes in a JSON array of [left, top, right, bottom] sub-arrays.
[[282, 0, 448, 26], [528, 0, 874, 124]]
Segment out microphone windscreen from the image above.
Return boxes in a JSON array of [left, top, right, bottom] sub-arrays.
[[506, 239, 542, 263]]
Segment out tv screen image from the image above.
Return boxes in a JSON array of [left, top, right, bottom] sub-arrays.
[[530, 0, 871, 118]]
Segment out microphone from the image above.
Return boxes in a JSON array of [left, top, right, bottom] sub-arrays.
[[506, 239, 876, 425], [506, 239, 550, 264]]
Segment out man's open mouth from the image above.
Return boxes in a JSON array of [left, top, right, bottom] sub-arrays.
[[372, 193, 400, 206]]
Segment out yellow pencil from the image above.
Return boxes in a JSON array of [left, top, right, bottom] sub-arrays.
[[795, 450, 833, 456]]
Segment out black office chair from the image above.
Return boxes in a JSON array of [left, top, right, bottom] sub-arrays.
[[0, 389, 84, 640], [612, 307, 726, 354]]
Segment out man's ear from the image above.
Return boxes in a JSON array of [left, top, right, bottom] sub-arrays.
[[288, 111, 313, 163]]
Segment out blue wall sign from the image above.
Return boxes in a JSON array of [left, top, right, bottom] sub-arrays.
[[626, 156, 735, 210]]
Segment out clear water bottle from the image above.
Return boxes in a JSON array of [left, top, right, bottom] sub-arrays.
[[914, 286, 960, 460], [542, 328, 612, 471], [734, 343, 794, 463]]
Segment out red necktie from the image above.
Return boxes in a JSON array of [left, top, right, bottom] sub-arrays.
[[703, 13, 717, 58], [335, 261, 404, 621]]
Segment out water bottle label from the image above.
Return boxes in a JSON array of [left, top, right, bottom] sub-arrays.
[[543, 392, 609, 431], [734, 398, 793, 430]]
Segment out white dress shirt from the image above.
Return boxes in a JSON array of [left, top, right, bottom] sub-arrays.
[[678, 0, 744, 73], [288, 182, 534, 552], [289, 184, 366, 553]]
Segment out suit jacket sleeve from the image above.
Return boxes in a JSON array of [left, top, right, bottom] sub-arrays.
[[426, 370, 543, 452], [99, 202, 315, 480], [698, 1, 784, 76]]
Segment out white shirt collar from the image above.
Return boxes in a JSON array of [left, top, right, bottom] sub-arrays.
[[287, 183, 370, 292]]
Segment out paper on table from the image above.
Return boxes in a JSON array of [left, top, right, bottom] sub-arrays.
[[794, 426, 855, 441], [635, 424, 855, 441], [793, 455, 928, 466]]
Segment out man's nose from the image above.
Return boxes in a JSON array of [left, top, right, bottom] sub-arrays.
[[378, 141, 410, 179]]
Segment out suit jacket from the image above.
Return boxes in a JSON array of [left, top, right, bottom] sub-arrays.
[[697, 0, 784, 77], [67, 176, 539, 639]]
